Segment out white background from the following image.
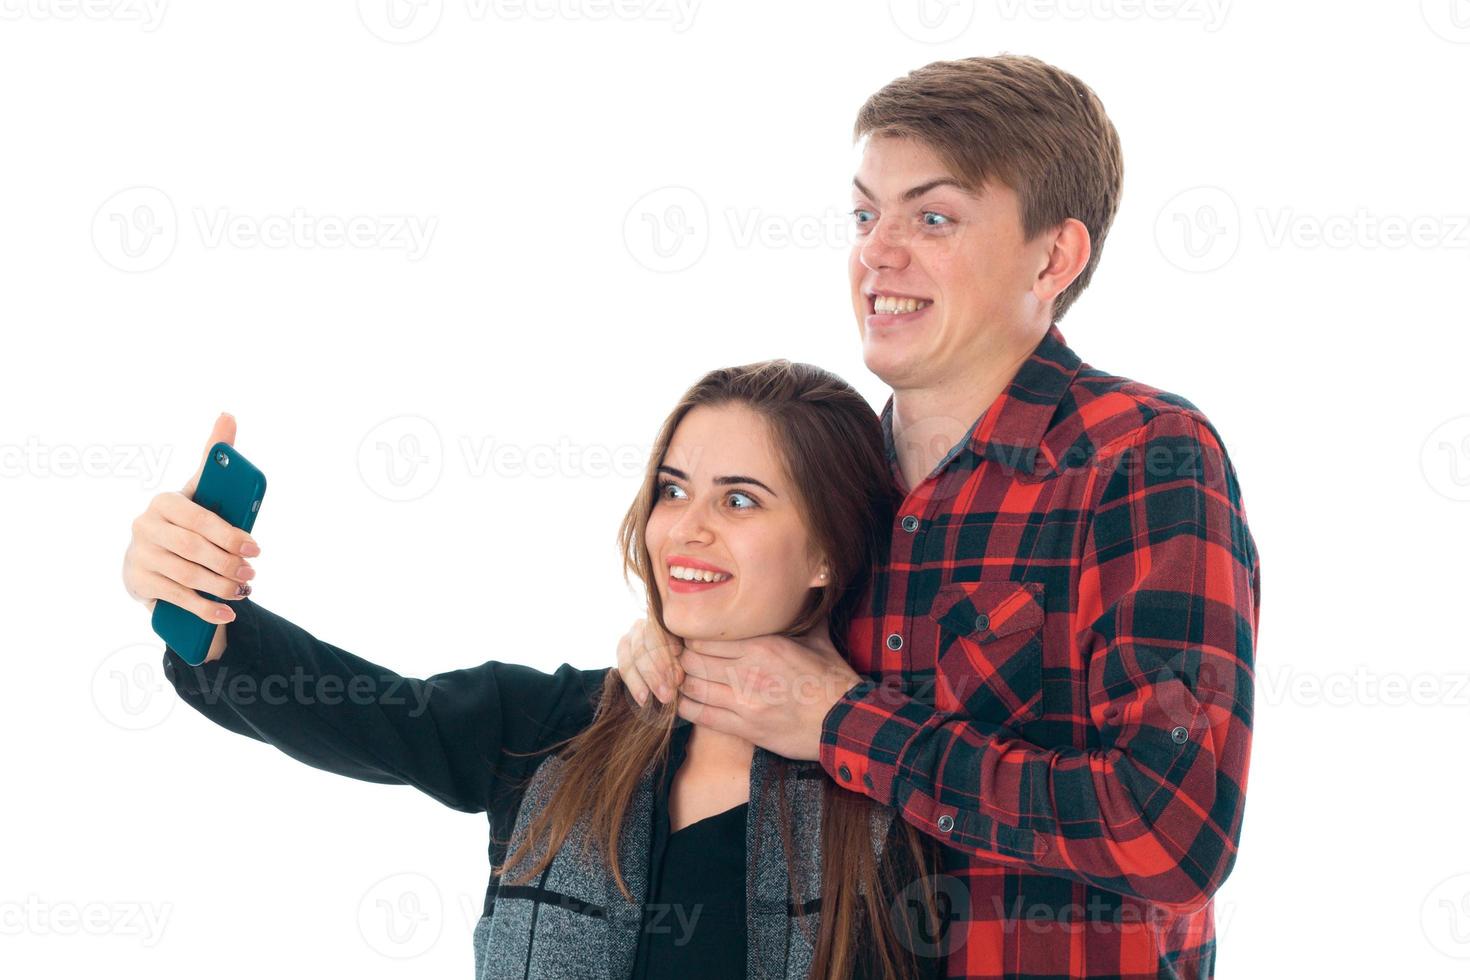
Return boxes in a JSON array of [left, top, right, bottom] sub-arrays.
[[3, 1, 1468, 976]]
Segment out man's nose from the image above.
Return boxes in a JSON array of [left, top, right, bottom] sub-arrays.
[[858, 217, 910, 269]]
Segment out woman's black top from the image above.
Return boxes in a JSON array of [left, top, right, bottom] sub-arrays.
[[160, 597, 943, 980], [631, 717, 748, 980]]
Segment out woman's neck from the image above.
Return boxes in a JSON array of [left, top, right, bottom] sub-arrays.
[[686, 723, 755, 769]]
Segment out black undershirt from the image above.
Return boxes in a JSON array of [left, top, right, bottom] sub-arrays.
[[631, 720, 749, 980]]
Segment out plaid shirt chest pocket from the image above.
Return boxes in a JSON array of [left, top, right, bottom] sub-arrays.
[[926, 580, 1047, 728]]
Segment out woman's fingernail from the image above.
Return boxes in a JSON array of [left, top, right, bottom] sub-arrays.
[[241, 541, 260, 557]]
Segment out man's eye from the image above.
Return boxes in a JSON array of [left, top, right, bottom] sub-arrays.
[[851, 208, 875, 227], [922, 211, 952, 227]]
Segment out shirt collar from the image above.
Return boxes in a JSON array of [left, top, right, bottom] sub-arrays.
[[880, 322, 1083, 480]]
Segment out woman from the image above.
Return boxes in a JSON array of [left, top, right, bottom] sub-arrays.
[[122, 361, 948, 979]]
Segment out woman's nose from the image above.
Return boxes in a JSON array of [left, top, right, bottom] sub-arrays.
[[667, 503, 715, 541]]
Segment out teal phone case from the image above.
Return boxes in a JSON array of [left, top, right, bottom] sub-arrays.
[[151, 441, 267, 665]]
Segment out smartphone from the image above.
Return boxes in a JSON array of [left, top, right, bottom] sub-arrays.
[[152, 441, 267, 665]]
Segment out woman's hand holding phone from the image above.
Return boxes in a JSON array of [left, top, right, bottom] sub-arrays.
[[122, 413, 261, 664]]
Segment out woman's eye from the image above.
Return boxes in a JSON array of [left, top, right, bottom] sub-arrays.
[[922, 211, 952, 227], [655, 481, 756, 510], [851, 208, 874, 229]]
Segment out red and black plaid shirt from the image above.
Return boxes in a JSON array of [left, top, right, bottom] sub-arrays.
[[821, 323, 1260, 979]]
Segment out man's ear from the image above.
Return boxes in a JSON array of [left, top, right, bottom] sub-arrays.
[[1034, 217, 1092, 306]]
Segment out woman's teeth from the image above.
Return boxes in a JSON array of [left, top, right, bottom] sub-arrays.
[[873, 295, 932, 314], [670, 565, 731, 582]]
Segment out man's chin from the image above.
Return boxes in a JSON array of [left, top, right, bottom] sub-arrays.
[[861, 334, 918, 383]]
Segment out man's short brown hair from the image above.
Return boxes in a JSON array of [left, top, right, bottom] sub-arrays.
[[854, 54, 1124, 323]]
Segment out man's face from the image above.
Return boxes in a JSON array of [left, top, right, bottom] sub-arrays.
[[848, 135, 1050, 389]]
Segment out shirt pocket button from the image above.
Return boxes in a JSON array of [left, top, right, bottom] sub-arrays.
[[928, 580, 1046, 728]]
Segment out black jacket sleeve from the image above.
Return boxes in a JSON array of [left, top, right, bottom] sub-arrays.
[[161, 596, 611, 814]]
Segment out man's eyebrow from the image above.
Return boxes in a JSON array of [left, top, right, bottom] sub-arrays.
[[852, 176, 971, 202], [657, 465, 777, 497]]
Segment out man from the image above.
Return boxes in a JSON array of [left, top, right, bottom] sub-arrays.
[[619, 54, 1258, 980]]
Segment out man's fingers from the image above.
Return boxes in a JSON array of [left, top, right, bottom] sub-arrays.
[[635, 649, 679, 704], [616, 617, 682, 706], [673, 693, 746, 739], [675, 649, 723, 682], [637, 618, 683, 698], [616, 631, 650, 706], [677, 672, 735, 711]]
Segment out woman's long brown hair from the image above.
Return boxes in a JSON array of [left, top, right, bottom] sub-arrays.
[[492, 360, 944, 978]]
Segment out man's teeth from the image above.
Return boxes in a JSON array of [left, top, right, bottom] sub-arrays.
[[670, 565, 732, 582], [873, 295, 933, 315]]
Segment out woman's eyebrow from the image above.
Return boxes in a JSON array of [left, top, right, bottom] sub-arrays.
[[657, 465, 777, 497]]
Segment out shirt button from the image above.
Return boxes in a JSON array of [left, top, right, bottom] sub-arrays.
[[900, 515, 919, 532], [936, 814, 954, 833], [973, 612, 990, 632], [838, 764, 852, 782], [1170, 726, 1189, 744], [886, 633, 903, 650]]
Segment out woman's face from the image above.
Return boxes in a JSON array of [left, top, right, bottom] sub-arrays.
[[645, 402, 828, 641]]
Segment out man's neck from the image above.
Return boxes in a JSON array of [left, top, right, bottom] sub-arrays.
[[890, 330, 1041, 493]]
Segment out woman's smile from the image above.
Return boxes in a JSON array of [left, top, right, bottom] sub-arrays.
[[667, 556, 736, 595], [667, 571, 735, 594]]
